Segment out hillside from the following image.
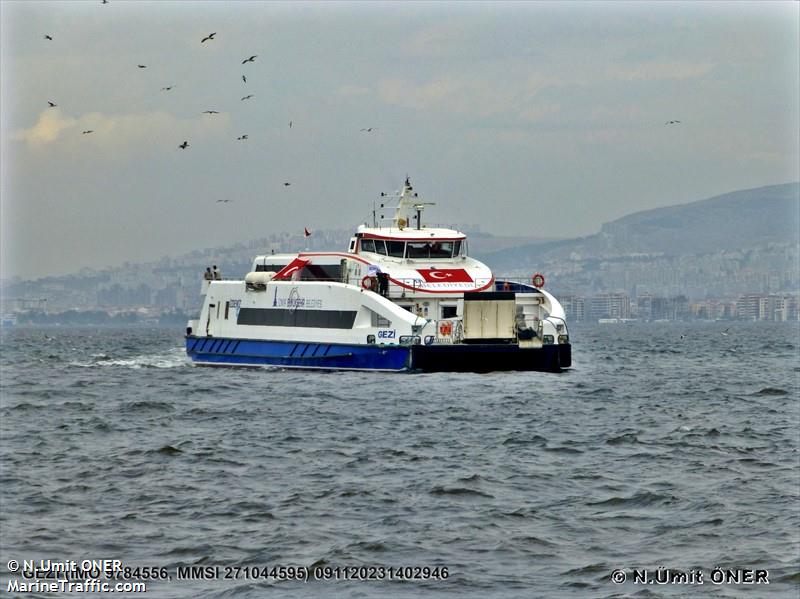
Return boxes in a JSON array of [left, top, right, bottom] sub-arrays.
[[479, 182, 799, 267], [3, 183, 797, 309]]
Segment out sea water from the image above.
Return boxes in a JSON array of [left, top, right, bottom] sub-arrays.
[[1, 322, 798, 598]]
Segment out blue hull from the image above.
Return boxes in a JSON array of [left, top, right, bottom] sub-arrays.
[[185, 336, 412, 371], [186, 336, 570, 373]]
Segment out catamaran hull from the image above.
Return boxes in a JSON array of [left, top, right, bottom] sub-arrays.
[[186, 336, 412, 371], [186, 336, 571, 373], [411, 342, 571, 373]]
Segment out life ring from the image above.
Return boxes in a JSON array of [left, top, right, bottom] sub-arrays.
[[438, 321, 453, 336], [361, 275, 376, 290], [532, 273, 545, 288]]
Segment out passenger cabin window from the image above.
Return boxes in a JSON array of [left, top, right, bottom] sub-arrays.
[[370, 311, 391, 327], [361, 239, 376, 253], [374, 240, 387, 255], [453, 240, 462, 256], [256, 264, 287, 272], [441, 305, 458, 319]]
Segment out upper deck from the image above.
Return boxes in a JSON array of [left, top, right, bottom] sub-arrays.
[[250, 178, 494, 295], [352, 225, 468, 261]]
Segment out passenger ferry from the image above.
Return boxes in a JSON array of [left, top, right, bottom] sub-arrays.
[[185, 178, 571, 372]]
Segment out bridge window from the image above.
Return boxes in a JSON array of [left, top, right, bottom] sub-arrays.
[[387, 241, 405, 257], [406, 241, 455, 259], [433, 241, 454, 258], [361, 239, 388, 255], [406, 242, 430, 258]]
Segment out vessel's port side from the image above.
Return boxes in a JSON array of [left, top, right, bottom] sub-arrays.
[[186, 336, 412, 371]]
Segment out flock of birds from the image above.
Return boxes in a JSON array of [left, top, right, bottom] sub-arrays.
[[41, 3, 682, 197], [41, 6, 381, 194]]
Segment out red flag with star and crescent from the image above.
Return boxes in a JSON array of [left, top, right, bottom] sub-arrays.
[[274, 257, 310, 280], [416, 268, 473, 283]]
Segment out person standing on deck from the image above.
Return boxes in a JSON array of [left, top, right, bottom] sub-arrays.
[[378, 271, 389, 297]]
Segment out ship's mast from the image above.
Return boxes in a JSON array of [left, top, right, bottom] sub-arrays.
[[392, 177, 434, 230]]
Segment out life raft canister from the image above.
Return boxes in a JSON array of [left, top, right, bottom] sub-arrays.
[[532, 273, 545, 288], [361, 275, 376, 290], [438, 320, 453, 336]]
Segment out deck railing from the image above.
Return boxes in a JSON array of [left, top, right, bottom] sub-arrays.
[[204, 274, 542, 297]]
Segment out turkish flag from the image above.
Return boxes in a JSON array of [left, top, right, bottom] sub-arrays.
[[416, 268, 473, 282], [274, 257, 309, 280]]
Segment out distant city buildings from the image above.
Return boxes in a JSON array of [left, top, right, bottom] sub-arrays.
[[558, 292, 798, 322], [1, 226, 798, 324]]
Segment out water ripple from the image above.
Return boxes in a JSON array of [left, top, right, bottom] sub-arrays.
[[1, 322, 797, 598]]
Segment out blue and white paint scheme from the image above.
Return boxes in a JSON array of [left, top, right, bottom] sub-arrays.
[[186, 178, 571, 372]]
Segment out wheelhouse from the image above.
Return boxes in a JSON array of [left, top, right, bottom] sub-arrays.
[[353, 234, 467, 260]]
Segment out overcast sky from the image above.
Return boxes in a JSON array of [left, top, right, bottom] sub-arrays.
[[1, 1, 798, 279]]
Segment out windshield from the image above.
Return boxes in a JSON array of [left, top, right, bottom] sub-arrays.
[[360, 238, 463, 258], [406, 241, 455, 259]]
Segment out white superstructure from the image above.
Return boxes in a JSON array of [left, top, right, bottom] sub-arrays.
[[186, 178, 571, 372]]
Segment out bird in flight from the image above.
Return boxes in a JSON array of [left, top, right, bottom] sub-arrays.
[[665, 120, 681, 125], [360, 127, 377, 132], [102, 0, 109, 4], [242, 75, 247, 83], [179, 141, 189, 149], [202, 110, 219, 114], [82, 130, 94, 134], [137, 64, 147, 69], [47, 101, 57, 107], [161, 85, 175, 91], [44, 35, 53, 40], [237, 135, 249, 140], [284, 182, 291, 186], [216, 199, 232, 203], [201, 32, 216, 43], [242, 55, 257, 64], [289, 121, 292, 129], [241, 94, 254, 101], [721, 327, 730, 336]]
